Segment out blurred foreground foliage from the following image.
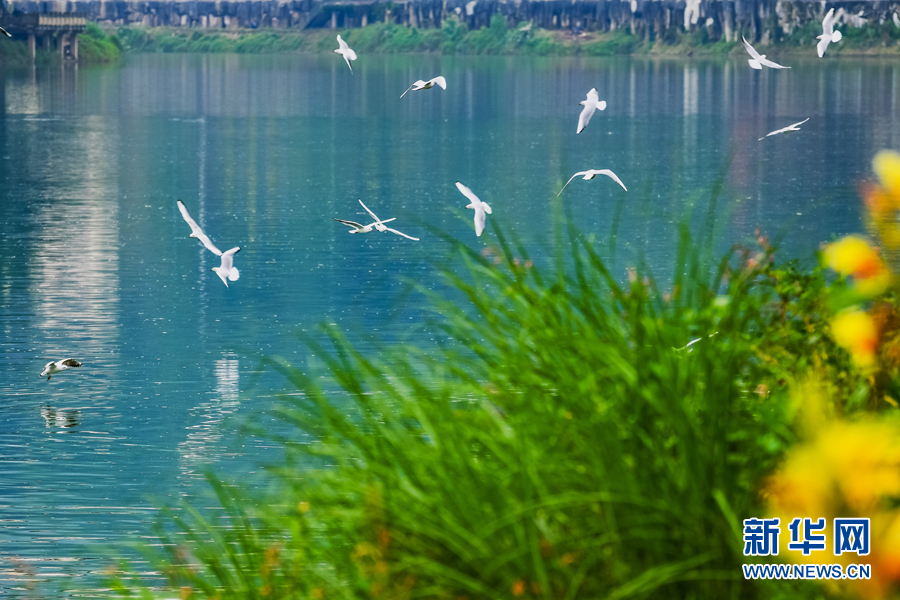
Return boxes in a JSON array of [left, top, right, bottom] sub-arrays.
[[109, 167, 900, 600]]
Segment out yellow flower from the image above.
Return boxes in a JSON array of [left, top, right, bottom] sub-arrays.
[[866, 151, 900, 252], [825, 236, 886, 280], [873, 150, 900, 199], [766, 417, 900, 599], [831, 309, 878, 367]]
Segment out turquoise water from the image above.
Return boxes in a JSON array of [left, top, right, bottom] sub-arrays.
[[0, 52, 895, 593]]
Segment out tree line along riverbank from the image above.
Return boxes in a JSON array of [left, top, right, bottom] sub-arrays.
[[116, 17, 900, 56], [0, 0, 898, 64], [3, 15, 894, 66]]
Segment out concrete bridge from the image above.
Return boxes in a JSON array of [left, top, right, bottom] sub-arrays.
[[0, 7, 86, 59]]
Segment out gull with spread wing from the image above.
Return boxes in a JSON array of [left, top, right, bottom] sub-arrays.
[[178, 199, 223, 256], [177, 200, 242, 287], [334, 200, 418, 240], [40, 359, 82, 381], [576, 88, 607, 134], [817, 8, 843, 57], [334, 35, 357, 72], [333, 217, 397, 234], [558, 169, 628, 197], [758, 118, 810, 141], [741, 36, 790, 69], [455, 181, 492, 237], [400, 76, 447, 98]]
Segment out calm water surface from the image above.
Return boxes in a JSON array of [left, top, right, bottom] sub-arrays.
[[0, 52, 897, 594]]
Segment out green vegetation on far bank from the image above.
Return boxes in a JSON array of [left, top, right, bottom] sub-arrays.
[[113, 16, 900, 58], [1, 14, 900, 64], [0, 34, 38, 65], [114, 18, 705, 57], [78, 22, 123, 62]]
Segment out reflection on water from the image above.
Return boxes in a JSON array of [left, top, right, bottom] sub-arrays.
[[28, 194, 120, 359], [178, 354, 240, 483], [0, 53, 895, 594], [40, 403, 81, 430]]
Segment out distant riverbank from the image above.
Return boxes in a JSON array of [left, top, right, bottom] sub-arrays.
[[0, 18, 897, 65], [114, 19, 900, 58]]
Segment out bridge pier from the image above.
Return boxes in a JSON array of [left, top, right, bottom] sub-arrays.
[[1, 12, 87, 62]]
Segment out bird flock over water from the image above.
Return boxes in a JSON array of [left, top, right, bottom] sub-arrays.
[[41, 11, 844, 379], [741, 7, 845, 140]]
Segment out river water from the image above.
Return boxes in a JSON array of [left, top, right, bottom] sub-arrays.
[[0, 52, 896, 595]]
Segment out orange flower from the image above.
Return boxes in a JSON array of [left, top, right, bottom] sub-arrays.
[[825, 236, 885, 280], [831, 309, 878, 368], [511, 580, 526, 596]]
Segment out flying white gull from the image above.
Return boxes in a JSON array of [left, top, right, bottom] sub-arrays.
[[0, 26, 11, 38], [817, 8, 842, 57], [334, 35, 357, 72], [333, 217, 397, 233], [178, 200, 242, 287], [357, 200, 419, 240], [177, 200, 222, 256], [741, 36, 790, 69], [212, 247, 241, 287], [558, 169, 628, 197], [576, 88, 607, 134], [758, 118, 810, 141], [455, 181, 492, 237], [40, 359, 82, 380], [400, 76, 447, 99], [334, 200, 419, 240]]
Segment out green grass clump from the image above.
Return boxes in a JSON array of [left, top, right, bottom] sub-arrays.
[[839, 21, 900, 50], [584, 30, 643, 56], [77, 22, 122, 62], [339, 22, 443, 54], [116, 27, 309, 54], [0, 35, 35, 65], [109, 190, 871, 599]]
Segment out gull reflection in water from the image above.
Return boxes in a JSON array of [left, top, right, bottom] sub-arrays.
[[40, 403, 81, 430], [178, 354, 240, 483]]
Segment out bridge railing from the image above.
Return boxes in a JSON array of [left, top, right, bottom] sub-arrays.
[[37, 13, 87, 28], [3, 11, 87, 32]]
